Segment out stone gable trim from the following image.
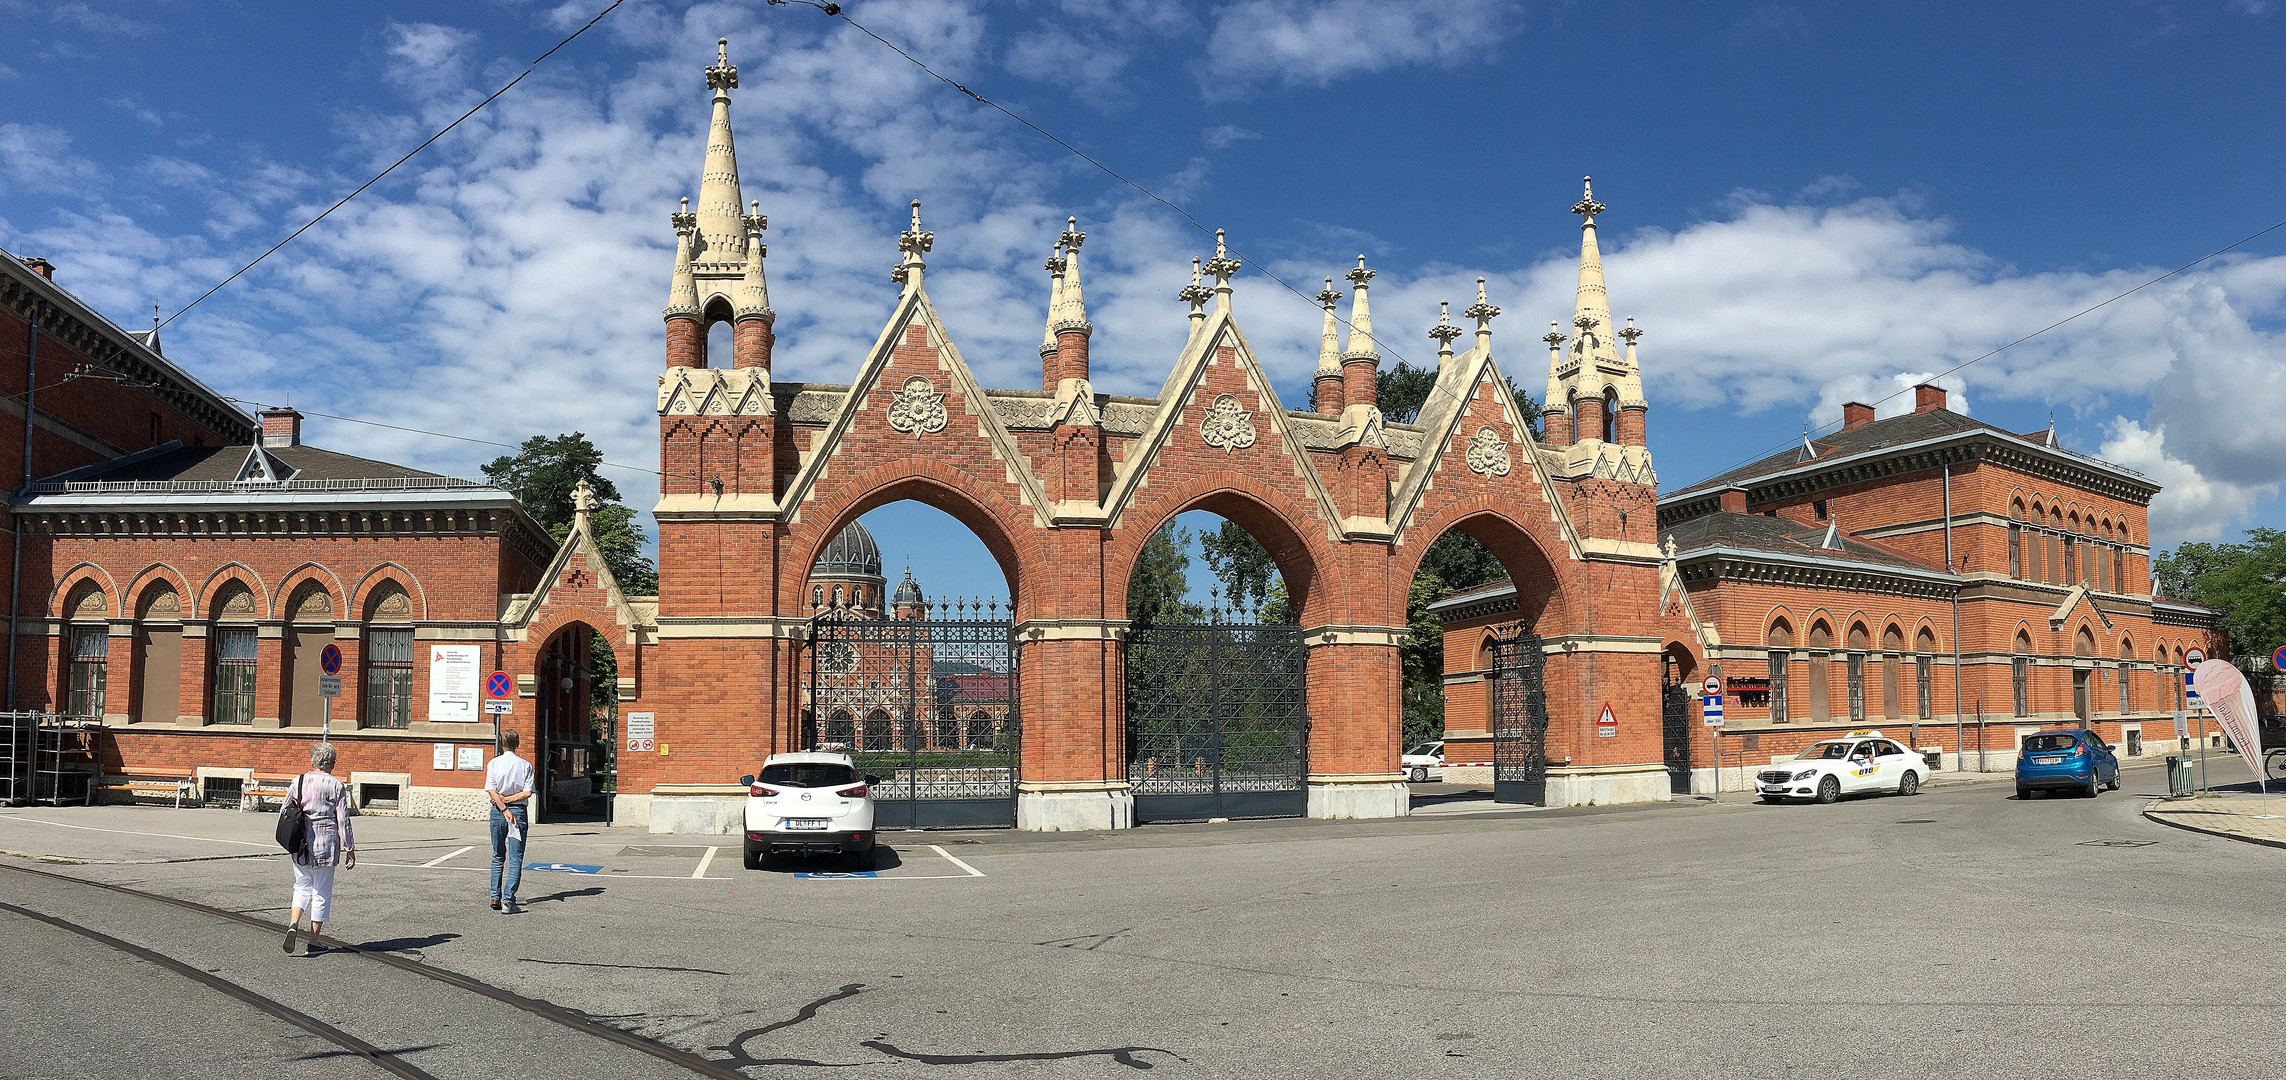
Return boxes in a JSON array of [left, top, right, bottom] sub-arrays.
[[1388, 345, 1584, 560]]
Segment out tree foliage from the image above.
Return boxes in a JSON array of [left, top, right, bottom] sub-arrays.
[[1128, 523, 1203, 625], [1399, 531, 1507, 746], [2156, 529, 2286, 661], [482, 432, 657, 595], [1377, 361, 1541, 438], [1200, 520, 1278, 610]]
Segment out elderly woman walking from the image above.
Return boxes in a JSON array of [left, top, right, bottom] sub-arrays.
[[283, 741, 355, 955]]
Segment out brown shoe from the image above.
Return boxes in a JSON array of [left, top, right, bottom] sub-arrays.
[[489, 899, 501, 910]]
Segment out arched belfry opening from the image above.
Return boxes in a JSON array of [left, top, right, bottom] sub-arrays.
[[803, 501, 1017, 829]]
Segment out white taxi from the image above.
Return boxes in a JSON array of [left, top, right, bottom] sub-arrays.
[[741, 752, 878, 869], [1401, 741, 1445, 783], [1754, 731, 1929, 804]]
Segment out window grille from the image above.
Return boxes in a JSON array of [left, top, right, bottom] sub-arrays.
[[1846, 653, 1865, 722], [1916, 653, 1932, 720], [363, 630, 413, 729], [1767, 651, 1788, 723], [68, 627, 109, 719], [212, 628, 257, 725], [2012, 657, 2030, 718]]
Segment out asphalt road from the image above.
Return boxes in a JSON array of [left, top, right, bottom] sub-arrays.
[[3, 759, 2282, 1079]]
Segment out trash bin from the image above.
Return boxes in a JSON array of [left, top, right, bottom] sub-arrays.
[[2165, 756, 2195, 797]]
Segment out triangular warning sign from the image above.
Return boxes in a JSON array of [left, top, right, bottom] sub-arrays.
[[1597, 703, 1616, 726]]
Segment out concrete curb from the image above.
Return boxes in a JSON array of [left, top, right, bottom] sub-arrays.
[[2141, 797, 2286, 851]]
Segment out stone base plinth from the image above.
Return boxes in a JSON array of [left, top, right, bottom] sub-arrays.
[[1542, 764, 1671, 807], [1307, 775, 1410, 819], [1016, 783, 1134, 831]]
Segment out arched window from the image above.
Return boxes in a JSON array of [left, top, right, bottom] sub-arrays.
[[1767, 619, 1792, 723], [2072, 627, 2095, 725], [209, 581, 260, 726], [1480, 635, 1500, 731], [63, 582, 109, 720], [1807, 621, 1833, 723], [2113, 545, 2127, 594], [1602, 387, 1619, 443], [2012, 631, 2032, 718], [2008, 501, 2025, 578], [864, 708, 891, 751], [969, 709, 995, 749], [361, 582, 415, 730], [134, 582, 183, 725], [1845, 623, 1869, 722], [2026, 504, 2044, 580], [812, 585, 824, 608], [1914, 627, 1936, 720], [2118, 637, 2134, 714], [826, 709, 855, 748], [1880, 625, 1904, 720], [2049, 508, 2065, 583]]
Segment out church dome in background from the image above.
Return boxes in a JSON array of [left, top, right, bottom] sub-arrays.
[[813, 521, 882, 578], [892, 567, 925, 609]]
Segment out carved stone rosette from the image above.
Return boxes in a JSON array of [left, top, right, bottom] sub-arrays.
[[1465, 426, 1512, 477], [886, 375, 949, 437], [1199, 393, 1257, 453]]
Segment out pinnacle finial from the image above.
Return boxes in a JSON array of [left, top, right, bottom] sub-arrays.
[[572, 478, 598, 517], [707, 38, 738, 92], [1429, 300, 1463, 357], [1177, 257, 1211, 310], [151, 302, 159, 330], [893, 199, 933, 285], [1463, 275, 1501, 333], [1204, 228, 1241, 285], [1618, 316, 1642, 345], [1571, 175, 1605, 220], [742, 199, 767, 236], [1315, 277, 1339, 310], [672, 196, 695, 233], [1543, 320, 1567, 349], [1346, 253, 1375, 287], [1059, 215, 1084, 251]]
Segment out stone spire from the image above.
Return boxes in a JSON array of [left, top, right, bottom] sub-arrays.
[[1050, 217, 1091, 338], [1178, 257, 1211, 339], [695, 39, 747, 266], [1568, 176, 1617, 371], [1549, 176, 1621, 443], [1044, 216, 1093, 388], [1463, 276, 1501, 356], [1429, 300, 1462, 365], [663, 197, 703, 368], [1541, 320, 1571, 446], [891, 200, 932, 295], [1313, 277, 1344, 415], [1340, 255, 1379, 408], [1204, 229, 1241, 313], [734, 200, 771, 322], [1040, 241, 1066, 357]]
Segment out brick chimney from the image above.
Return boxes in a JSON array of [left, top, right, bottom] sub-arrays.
[[1717, 486, 1748, 514], [21, 257, 54, 281], [1913, 383, 1947, 413], [1842, 401, 1875, 430], [259, 408, 302, 448]]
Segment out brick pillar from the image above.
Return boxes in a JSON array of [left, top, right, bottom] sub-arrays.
[[1574, 396, 1606, 443], [1543, 408, 1574, 447], [732, 316, 774, 371], [660, 419, 699, 496], [1047, 328, 1091, 388], [330, 629, 362, 730], [1314, 373, 1344, 415], [1342, 358, 1377, 412], [254, 629, 285, 729], [665, 315, 704, 368], [1014, 526, 1128, 830], [1616, 406, 1647, 447], [1304, 635, 1408, 818]]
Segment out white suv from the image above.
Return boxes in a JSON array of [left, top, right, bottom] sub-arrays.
[[741, 752, 878, 869]]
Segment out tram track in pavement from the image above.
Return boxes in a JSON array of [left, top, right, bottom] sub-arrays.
[[0, 860, 754, 1080]]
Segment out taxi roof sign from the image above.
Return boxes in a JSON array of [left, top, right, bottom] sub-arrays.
[[1845, 729, 1884, 737]]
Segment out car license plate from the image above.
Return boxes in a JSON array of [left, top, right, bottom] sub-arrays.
[[783, 818, 830, 830], [2034, 756, 2062, 765]]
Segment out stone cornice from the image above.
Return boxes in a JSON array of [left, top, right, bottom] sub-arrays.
[[1659, 429, 2159, 522], [0, 264, 254, 442], [1674, 548, 1958, 600]]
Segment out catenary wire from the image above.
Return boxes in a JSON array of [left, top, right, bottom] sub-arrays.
[[152, 1, 625, 333]]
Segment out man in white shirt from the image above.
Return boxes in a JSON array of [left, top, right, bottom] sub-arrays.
[[485, 728, 536, 914]]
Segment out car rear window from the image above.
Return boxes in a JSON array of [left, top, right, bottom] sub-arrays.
[[2024, 734, 2081, 753], [760, 763, 858, 788]]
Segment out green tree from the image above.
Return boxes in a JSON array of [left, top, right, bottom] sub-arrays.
[[482, 432, 657, 595], [2156, 529, 2286, 661], [1398, 531, 1506, 747], [1128, 523, 1202, 625], [1200, 520, 1279, 611], [1377, 360, 1541, 437]]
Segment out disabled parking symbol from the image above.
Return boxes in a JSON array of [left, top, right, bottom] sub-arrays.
[[524, 862, 602, 875]]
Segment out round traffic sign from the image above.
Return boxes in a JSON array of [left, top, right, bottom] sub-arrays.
[[2272, 644, 2286, 672], [2188, 647, 2207, 666], [485, 670, 514, 700], [319, 643, 342, 676], [1702, 676, 1720, 696]]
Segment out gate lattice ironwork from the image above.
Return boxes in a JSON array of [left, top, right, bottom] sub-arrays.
[[808, 603, 1017, 829], [1125, 613, 1307, 822], [1491, 631, 1550, 805], [1661, 681, 1693, 795]]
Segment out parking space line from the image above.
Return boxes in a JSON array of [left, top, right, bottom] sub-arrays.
[[421, 845, 474, 868], [927, 844, 985, 877], [692, 847, 717, 879], [0, 815, 271, 848]]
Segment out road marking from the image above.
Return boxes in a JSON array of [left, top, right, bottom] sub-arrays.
[[928, 844, 986, 878], [420, 845, 474, 868], [692, 846, 718, 879], [0, 815, 270, 848]]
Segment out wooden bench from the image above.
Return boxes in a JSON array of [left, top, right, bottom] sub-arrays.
[[98, 773, 194, 808], [240, 772, 302, 812]]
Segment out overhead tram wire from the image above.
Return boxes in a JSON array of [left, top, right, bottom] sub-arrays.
[[153, 0, 625, 333], [1695, 213, 2286, 485]]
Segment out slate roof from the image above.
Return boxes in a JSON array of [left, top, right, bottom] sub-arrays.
[[1660, 511, 1943, 574], [1668, 408, 2023, 498], [52, 443, 446, 484]]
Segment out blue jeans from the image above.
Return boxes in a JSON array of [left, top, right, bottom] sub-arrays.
[[489, 804, 527, 902]]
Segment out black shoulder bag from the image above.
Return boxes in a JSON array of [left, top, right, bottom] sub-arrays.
[[275, 773, 311, 858]]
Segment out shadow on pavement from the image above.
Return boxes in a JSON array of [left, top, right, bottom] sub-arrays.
[[754, 845, 905, 874], [354, 932, 462, 953], [524, 886, 604, 905]]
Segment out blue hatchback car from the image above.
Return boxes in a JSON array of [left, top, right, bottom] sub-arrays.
[[2016, 728, 2120, 799]]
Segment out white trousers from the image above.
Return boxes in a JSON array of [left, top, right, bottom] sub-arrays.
[[291, 862, 336, 922]]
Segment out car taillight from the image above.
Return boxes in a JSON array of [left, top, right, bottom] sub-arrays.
[[836, 784, 868, 798], [750, 784, 781, 797]]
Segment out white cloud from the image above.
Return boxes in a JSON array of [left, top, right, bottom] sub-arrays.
[[1202, 124, 1260, 150], [386, 22, 479, 74], [2097, 419, 2275, 547], [1200, 0, 1521, 92], [0, 123, 103, 195]]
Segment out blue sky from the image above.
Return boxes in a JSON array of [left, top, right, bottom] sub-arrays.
[[4, 0, 2284, 603]]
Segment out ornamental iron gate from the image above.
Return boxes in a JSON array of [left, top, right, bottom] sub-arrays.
[[1660, 680, 1694, 795], [1125, 611, 1308, 822], [808, 602, 1018, 829], [1490, 631, 1551, 805]]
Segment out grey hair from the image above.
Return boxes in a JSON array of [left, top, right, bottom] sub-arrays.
[[310, 741, 337, 771]]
